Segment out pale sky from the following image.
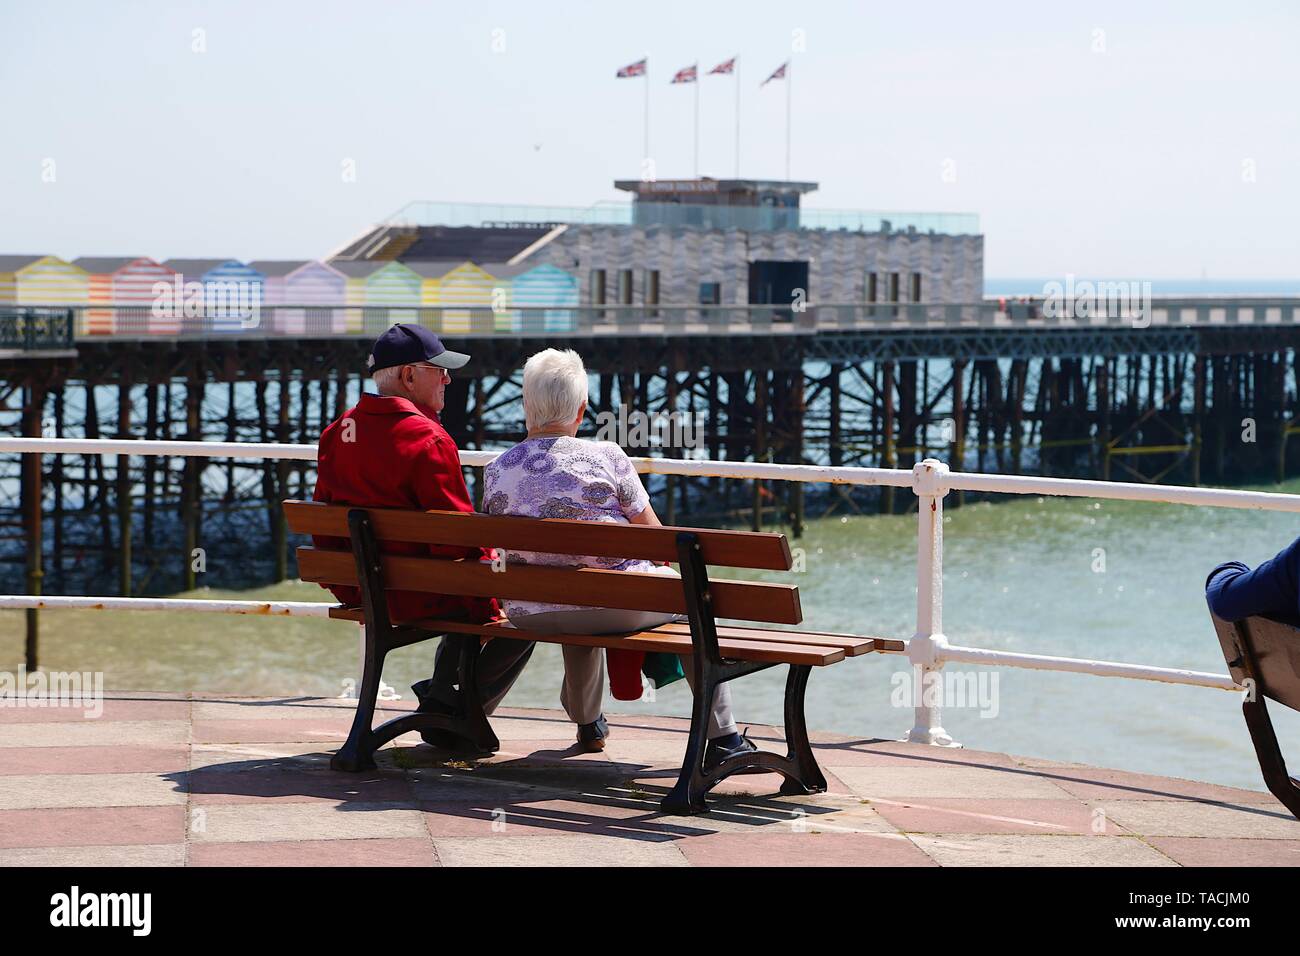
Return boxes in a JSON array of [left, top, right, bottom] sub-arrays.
[[1, 0, 1297, 279]]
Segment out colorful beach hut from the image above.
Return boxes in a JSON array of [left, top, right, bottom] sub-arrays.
[[249, 260, 347, 335], [74, 256, 176, 336], [408, 261, 463, 333], [328, 260, 379, 334], [330, 260, 422, 334], [510, 263, 580, 333], [0, 255, 88, 308], [162, 259, 265, 334], [414, 261, 503, 334]]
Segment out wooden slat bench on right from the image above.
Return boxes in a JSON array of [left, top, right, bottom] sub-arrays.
[[1208, 609, 1300, 820], [286, 500, 901, 814]]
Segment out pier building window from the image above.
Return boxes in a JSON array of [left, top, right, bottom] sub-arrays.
[[889, 273, 900, 302], [590, 269, 606, 321], [644, 269, 660, 318], [698, 282, 721, 306], [618, 269, 634, 305], [910, 273, 922, 303], [867, 272, 878, 303]]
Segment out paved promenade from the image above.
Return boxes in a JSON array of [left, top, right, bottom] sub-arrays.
[[1, 692, 1297, 866]]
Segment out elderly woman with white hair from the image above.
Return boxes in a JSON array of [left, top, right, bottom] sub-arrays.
[[483, 348, 755, 761]]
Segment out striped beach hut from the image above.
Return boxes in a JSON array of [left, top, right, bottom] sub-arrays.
[[407, 261, 463, 333], [407, 260, 458, 309], [510, 263, 580, 333], [249, 260, 347, 335], [74, 257, 176, 336], [330, 261, 422, 335], [162, 259, 265, 334], [416, 261, 502, 334], [0, 255, 88, 308], [328, 261, 379, 334]]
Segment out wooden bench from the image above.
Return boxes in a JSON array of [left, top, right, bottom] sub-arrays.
[[285, 499, 899, 814], [1208, 609, 1300, 819]]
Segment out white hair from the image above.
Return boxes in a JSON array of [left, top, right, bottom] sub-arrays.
[[522, 349, 588, 430], [372, 365, 404, 396]]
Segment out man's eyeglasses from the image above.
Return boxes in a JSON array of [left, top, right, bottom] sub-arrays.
[[410, 363, 451, 381]]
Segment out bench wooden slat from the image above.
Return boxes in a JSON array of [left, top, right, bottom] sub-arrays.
[[284, 500, 792, 570], [659, 621, 894, 656], [325, 606, 842, 665], [299, 546, 803, 625], [1213, 614, 1300, 711]]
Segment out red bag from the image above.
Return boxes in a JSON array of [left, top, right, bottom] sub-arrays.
[[607, 648, 647, 700]]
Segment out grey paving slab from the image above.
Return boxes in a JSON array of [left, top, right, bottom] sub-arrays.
[[432, 834, 690, 866], [1092, 799, 1300, 840], [188, 802, 429, 843], [0, 773, 186, 809], [834, 764, 1076, 799], [909, 833, 1177, 867], [0, 843, 185, 866], [0, 720, 189, 748]]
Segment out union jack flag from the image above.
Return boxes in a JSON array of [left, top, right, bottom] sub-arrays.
[[709, 57, 736, 75], [670, 64, 698, 84], [762, 61, 788, 85], [616, 58, 647, 78]]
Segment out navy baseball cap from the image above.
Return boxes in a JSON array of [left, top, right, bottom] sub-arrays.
[[366, 323, 470, 375]]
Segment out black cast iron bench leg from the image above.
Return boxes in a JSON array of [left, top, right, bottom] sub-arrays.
[[331, 510, 499, 773], [332, 632, 502, 772], [779, 663, 828, 796], [661, 667, 724, 815], [331, 615, 389, 773], [660, 531, 830, 814], [659, 661, 829, 814]]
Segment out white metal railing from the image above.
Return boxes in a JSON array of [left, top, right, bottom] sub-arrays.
[[0, 437, 1271, 748]]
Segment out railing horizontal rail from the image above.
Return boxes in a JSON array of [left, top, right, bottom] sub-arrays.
[[0, 595, 332, 617], [1, 437, 1294, 511]]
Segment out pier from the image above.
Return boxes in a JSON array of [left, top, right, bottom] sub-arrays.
[[1, 298, 1300, 599]]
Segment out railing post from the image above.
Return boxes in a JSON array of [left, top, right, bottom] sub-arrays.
[[21, 385, 46, 671], [907, 457, 959, 747]]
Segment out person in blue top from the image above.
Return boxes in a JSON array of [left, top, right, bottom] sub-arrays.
[[1205, 536, 1300, 627]]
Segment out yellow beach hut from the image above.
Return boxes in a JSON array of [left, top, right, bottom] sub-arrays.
[[0, 255, 88, 308], [417, 261, 502, 334]]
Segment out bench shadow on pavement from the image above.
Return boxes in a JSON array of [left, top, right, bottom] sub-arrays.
[[165, 734, 864, 842]]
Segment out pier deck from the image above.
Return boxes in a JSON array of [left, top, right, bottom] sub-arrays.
[[1, 693, 1297, 866]]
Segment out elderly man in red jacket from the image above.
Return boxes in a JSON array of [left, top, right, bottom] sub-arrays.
[[313, 324, 534, 750]]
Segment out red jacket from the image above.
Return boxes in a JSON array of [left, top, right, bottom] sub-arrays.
[[311, 393, 499, 624]]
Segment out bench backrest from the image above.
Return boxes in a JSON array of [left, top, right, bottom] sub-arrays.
[[1211, 611, 1300, 712], [285, 500, 802, 626]]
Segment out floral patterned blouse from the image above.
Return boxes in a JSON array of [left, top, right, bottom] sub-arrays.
[[483, 436, 653, 617]]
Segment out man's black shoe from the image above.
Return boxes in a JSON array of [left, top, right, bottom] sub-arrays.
[[576, 715, 610, 752], [703, 730, 763, 773], [412, 682, 469, 750]]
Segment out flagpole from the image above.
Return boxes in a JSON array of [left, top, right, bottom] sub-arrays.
[[785, 60, 792, 180], [734, 59, 740, 178], [644, 58, 650, 163], [693, 64, 700, 178]]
